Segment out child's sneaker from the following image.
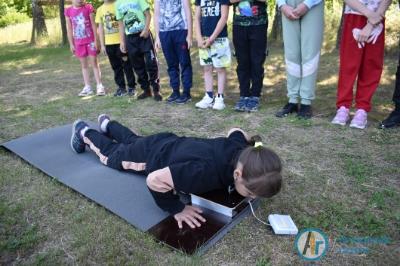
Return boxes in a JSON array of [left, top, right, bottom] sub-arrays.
[[98, 114, 110, 134], [137, 90, 152, 100], [127, 88, 136, 97], [96, 84, 106, 96], [167, 91, 180, 103], [245, 96, 259, 112], [78, 86, 93, 97], [153, 91, 163, 101], [195, 93, 214, 109], [379, 109, 400, 129], [297, 104, 312, 119], [175, 93, 192, 104], [234, 97, 248, 112], [350, 109, 368, 129], [212, 95, 225, 110], [275, 102, 298, 117], [70, 119, 88, 153], [114, 88, 127, 97], [331, 106, 350, 126]]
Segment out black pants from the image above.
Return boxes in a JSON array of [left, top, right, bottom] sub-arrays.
[[232, 24, 267, 97], [126, 33, 160, 92], [106, 44, 136, 89], [393, 49, 400, 106]]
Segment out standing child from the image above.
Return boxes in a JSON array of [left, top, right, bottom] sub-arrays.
[[154, 0, 193, 104], [116, 0, 162, 101], [231, 0, 268, 112], [332, 0, 392, 129], [65, 0, 106, 96], [96, 0, 137, 97], [275, 0, 324, 119], [194, 0, 231, 110]]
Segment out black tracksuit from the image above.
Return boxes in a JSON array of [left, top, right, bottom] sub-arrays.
[[393, 46, 400, 108], [105, 44, 136, 89], [85, 121, 249, 214]]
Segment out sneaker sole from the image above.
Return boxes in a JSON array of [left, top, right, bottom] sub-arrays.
[[195, 104, 213, 109], [176, 99, 192, 105], [350, 123, 367, 129], [97, 114, 109, 132], [331, 120, 347, 126], [71, 119, 84, 153]]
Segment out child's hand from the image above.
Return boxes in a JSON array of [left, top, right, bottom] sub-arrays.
[[196, 36, 205, 49], [120, 42, 126, 54], [174, 205, 206, 229], [154, 37, 161, 51], [186, 35, 192, 49], [293, 3, 309, 18], [101, 45, 107, 56], [358, 23, 373, 43], [204, 37, 214, 48], [140, 29, 150, 39], [281, 5, 299, 20], [367, 23, 383, 44], [70, 45, 75, 55]]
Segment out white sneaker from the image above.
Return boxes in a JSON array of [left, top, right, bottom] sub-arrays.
[[212, 95, 225, 110], [79, 86, 93, 97], [96, 84, 106, 96], [195, 93, 214, 109]]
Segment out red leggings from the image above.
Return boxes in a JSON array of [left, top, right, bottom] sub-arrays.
[[336, 14, 385, 112]]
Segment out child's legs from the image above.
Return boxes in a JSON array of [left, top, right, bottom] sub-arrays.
[[174, 30, 192, 94], [282, 14, 301, 104], [249, 24, 267, 97], [299, 1, 324, 105], [78, 57, 90, 86], [215, 67, 226, 95], [355, 23, 385, 112], [142, 34, 160, 92], [394, 50, 400, 106], [233, 25, 251, 97], [88, 55, 102, 85], [203, 65, 214, 92], [107, 120, 141, 144], [106, 44, 126, 89], [336, 14, 365, 109], [126, 34, 150, 91], [160, 31, 180, 91], [122, 54, 136, 89]]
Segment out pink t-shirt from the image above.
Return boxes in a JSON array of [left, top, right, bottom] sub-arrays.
[[64, 4, 95, 45]]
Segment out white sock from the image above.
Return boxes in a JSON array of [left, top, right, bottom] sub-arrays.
[[80, 126, 89, 138], [100, 119, 109, 133]]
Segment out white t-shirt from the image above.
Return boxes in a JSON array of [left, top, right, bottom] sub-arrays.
[[345, 0, 382, 15]]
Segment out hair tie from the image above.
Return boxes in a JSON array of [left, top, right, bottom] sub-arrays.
[[254, 141, 263, 148]]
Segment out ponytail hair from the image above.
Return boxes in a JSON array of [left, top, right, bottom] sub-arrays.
[[238, 135, 282, 198]]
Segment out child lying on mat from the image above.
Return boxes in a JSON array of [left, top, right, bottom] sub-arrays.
[[70, 115, 282, 229]]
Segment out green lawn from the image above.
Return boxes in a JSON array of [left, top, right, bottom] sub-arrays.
[[0, 41, 399, 265]]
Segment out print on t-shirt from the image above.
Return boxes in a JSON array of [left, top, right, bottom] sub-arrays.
[[72, 12, 90, 40], [200, 0, 220, 17], [104, 11, 119, 34], [159, 0, 187, 32]]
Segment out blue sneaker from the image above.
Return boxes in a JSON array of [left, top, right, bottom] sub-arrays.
[[98, 114, 110, 134], [167, 91, 180, 103], [70, 119, 88, 153], [234, 97, 248, 112], [245, 96, 260, 112], [175, 93, 192, 104]]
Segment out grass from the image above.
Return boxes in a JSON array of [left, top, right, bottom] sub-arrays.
[[1, 7, 400, 265]]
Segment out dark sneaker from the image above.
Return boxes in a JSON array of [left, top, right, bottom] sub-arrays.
[[175, 94, 192, 104], [234, 97, 248, 112], [153, 91, 163, 101], [275, 103, 298, 117], [167, 91, 180, 103], [70, 119, 88, 153], [98, 114, 110, 134], [245, 96, 260, 112], [114, 88, 127, 97], [127, 88, 136, 97], [297, 104, 313, 119], [137, 90, 152, 100], [379, 109, 400, 129]]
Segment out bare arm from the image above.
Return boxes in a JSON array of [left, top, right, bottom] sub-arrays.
[[118, 21, 126, 53], [65, 17, 75, 53], [194, 6, 204, 48], [153, 0, 160, 40], [376, 0, 392, 17], [89, 12, 98, 50], [97, 23, 106, 54], [140, 9, 151, 38], [345, 0, 382, 24], [183, 0, 193, 48], [206, 4, 229, 46]]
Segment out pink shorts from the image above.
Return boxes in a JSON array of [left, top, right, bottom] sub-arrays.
[[74, 42, 97, 58]]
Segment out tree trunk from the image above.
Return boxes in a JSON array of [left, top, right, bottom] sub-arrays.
[[270, 5, 282, 41], [336, 3, 345, 50], [31, 0, 48, 44], [59, 0, 68, 45]]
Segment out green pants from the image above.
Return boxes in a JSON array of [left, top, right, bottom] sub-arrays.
[[282, 0, 324, 105]]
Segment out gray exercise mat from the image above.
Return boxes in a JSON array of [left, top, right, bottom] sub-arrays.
[[1, 123, 169, 231]]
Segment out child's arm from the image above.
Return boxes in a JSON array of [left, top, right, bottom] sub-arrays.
[[89, 12, 99, 51], [194, 5, 204, 48], [293, 0, 322, 18], [376, 0, 392, 18], [183, 0, 193, 49], [140, 9, 151, 38], [118, 21, 126, 53], [153, 0, 161, 50], [204, 4, 229, 48], [65, 17, 75, 54], [345, 0, 383, 25], [278, 1, 300, 20], [97, 23, 107, 55]]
